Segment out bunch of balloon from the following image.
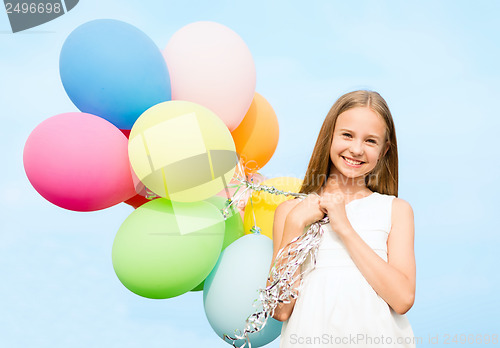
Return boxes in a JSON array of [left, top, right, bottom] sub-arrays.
[[22, 18, 288, 347]]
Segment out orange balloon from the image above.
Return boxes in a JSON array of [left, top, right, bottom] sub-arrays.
[[231, 92, 279, 174]]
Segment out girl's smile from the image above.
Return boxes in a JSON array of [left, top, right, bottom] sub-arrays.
[[341, 156, 364, 167]]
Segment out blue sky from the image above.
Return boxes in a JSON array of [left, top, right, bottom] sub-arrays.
[[1, 0, 499, 347]]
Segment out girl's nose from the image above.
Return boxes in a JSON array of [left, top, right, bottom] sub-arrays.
[[350, 141, 364, 155]]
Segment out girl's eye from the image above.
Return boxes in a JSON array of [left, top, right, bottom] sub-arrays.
[[343, 133, 376, 144]]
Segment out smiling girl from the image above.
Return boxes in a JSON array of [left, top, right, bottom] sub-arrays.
[[270, 90, 416, 347]]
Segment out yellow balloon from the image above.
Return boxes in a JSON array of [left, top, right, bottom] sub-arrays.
[[128, 101, 238, 202], [243, 177, 302, 239]]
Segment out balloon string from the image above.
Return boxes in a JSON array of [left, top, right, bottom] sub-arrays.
[[220, 172, 305, 219], [249, 193, 258, 234]]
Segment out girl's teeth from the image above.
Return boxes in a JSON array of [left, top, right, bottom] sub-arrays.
[[344, 157, 362, 165]]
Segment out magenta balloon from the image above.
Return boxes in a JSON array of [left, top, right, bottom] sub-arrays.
[[23, 112, 136, 211], [164, 21, 256, 132]]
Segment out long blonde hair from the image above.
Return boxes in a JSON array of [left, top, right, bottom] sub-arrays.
[[298, 90, 398, 197]]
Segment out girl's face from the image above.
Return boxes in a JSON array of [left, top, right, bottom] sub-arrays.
[[329, 106, 388, 180]]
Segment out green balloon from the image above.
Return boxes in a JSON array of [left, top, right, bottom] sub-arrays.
[[190, 195, 245, 292], [190, 279, 205, 292], [112, 198, 225, 299]]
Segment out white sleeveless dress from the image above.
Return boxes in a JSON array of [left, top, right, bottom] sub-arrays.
[[279, 192, 415, 348]]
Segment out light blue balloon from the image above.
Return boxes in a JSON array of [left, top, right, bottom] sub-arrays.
[[59, 19, 171, 129], [203, 234, 282, 347]]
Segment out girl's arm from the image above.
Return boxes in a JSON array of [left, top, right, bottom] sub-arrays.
[[267, 199, 305, 322], [336, 198, 416, 315]]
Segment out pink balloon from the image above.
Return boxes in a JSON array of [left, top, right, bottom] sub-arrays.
[[24, 112, 136, 211], [163, 21, 256, 131]]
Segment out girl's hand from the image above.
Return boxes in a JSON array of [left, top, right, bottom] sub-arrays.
[[318, 185, 351, 234], [287, 194, 325, 227]]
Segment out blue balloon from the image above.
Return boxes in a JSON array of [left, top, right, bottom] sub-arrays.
[[203, 234, 282, 347], [59, 19, 171, 129]]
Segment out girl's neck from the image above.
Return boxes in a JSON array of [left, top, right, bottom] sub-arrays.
[[322, 175, 371, 196]]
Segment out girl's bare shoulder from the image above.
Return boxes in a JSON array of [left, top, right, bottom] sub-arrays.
[[391, 197, 414, 226], [392, 197, 413, 212]]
